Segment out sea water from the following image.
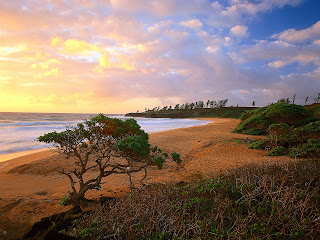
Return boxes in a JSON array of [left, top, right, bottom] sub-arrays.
[[0, 112, 211, 156]]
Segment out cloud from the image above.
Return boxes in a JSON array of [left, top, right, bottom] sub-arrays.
[[230, 25, 249, 38], [0, 0, 319, 113], [180, 19, 203, 30], [273, 20, 320, 43]]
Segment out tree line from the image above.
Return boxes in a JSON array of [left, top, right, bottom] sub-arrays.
[[142, 99, 229, 113]]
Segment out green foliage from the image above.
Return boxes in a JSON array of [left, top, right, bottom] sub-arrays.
[[38, 114, 180, 205], [154, 157, 165, 170], [298, 116, 320, 126], [59, 195, 71, 206], [267, 146, 286, 156], [232, 113, 272, 134], [152, 232, 171, 240], [234, 103, 320, 158], [233, 103, 314, 136], [249, 140, 264, 149], [289, 139, 320, 158], [78, 225, 98, 238], [265, 103, 312, 126], [171, 152, 182, 164], [152, 146, 158, 152], [308, 104, 320, 118], [239, 110, 253, 121], [268, 123, 290, 135], [128, 107, 256, 119], [296, 120, 320, 140], [116, 135, 150, 159]]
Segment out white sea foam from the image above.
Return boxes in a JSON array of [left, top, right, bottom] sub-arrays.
[[0, 113, 211, 155]]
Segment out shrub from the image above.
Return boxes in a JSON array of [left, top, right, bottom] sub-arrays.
[[265, 103, 312, 126], [267, 123, 292, 147], [298, 116, 320, 126], [116, 135, 150, 159], [289, 139, 320, 158], [171, 152, 182, 164], [249, 140, 265, 149], [239, 110, 253, 121], [308, 104, 320, 118], [267, 146, 286, 156], [232, 113, 272, 134], [295, 120, 320, 140], [67, 159, 320, 239]]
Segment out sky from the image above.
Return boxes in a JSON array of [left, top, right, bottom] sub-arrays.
[[0, 0, 320, 113]]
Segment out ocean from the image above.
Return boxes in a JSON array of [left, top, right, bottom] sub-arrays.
[[0, 112, 211, 156]]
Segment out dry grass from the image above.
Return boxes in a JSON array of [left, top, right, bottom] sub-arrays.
[[67, 158, 320, 239]]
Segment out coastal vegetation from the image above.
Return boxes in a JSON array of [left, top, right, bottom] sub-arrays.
[[233, 102, 320, 158], [126, 98, 255, 119], [38, 114, 181, 205], [65, 158, 320, 239]]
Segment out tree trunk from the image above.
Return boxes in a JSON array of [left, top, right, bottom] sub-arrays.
[[69, 192, 86, 205]]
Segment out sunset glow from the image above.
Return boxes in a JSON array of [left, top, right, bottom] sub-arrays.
[[1, 0, 320, 113]]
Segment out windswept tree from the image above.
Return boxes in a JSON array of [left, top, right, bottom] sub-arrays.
[[217, 99, 228, 108], [38, 114, 181, 205], [206, 100, 210, 108], [305, 96, 309, 105]]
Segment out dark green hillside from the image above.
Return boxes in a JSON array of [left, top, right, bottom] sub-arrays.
[[126, 107, 256, 119]]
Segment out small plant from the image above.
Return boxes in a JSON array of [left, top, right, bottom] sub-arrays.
[[289, 139, 320, 158], [155, 157, 165, 170], [171, 152, 182, 164], [59, 195, 71, 206]]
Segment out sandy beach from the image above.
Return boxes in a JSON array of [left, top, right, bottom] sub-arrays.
[[0, 118, 292, 236]]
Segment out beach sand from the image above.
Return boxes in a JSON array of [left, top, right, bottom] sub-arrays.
[[0, 118, 292, 236]]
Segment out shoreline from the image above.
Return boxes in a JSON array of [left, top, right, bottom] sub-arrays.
[[0, 149, 49, 163], [0, 118, 214, 164], [0, 117, 293, 238]]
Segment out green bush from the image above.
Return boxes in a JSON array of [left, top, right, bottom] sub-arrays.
[[298, 116, 320, 125], [289, 139, 320, 158], [249, 140, 265, 149], [267, 146, 286, 156], [265, 103, 312, 126], [295, 120, 320, 140], [308, 104, 320, 118], [239, 110, 253, 121], [116, 135, 150, 159], [171, 152, 182, 164], [154, 157, 165, 170], [232, 113, 272, 134]]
